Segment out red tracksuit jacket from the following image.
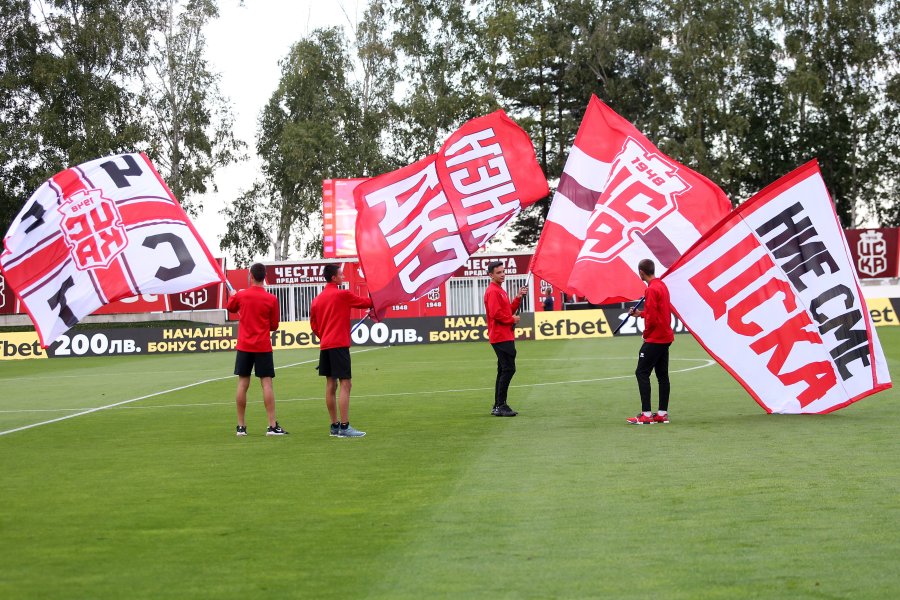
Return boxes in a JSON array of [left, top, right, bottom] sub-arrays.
[[309, 283, 373, 350], [484, 282, 521, 344]]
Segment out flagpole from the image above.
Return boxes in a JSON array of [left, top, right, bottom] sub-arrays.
[[516, 271, 533, 315], [350, 314, 370, 335], [613, 297, 645, 335]]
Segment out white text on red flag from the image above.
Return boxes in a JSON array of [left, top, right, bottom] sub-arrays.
[[354, 110, 548, 316], [531, 96, 732, 304]]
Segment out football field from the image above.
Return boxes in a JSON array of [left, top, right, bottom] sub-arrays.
[[1, 331, 898, 599]]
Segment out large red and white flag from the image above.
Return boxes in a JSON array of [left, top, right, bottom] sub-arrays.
[[1, 153, 227, 346], [663, 161, 891, 413], [354, 110, 548, 315], [531, 96, 732, 304]]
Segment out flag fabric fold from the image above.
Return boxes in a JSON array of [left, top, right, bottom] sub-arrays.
[[354, 110, 548, 316], [531, 96, 732, 304], [662, 160, 891, 413], [1, 153, 227, 346]]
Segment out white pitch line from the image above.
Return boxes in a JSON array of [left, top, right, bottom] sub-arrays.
[[0, 347, 384, 436], [0, 357, 716, 415]]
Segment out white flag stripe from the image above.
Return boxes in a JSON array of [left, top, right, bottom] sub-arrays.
[[564, 145, 613, 192], [546, 190, 592, 238], [2, 153, 224, 347], [656, 210, 704, 254]]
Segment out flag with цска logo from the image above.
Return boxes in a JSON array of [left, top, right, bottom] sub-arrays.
[[1, 153, 226, 347], [531, 96, 732, 304]]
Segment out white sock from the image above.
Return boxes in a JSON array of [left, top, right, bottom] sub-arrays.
[[643, 411, 652, 417], [657, 410, 667, 416]]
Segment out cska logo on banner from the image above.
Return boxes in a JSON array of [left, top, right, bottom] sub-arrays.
[[0, 153, 227, 347], [179, 289, 208, 309], [354, 110, 548, 315], [663, 161, 892, 413], [57, 188, 128, 269], [531, 96, 732, 304], [857, 230, 888, 277], [583, 139, 690, 262]]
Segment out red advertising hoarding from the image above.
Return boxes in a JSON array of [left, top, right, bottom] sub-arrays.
[[0, 271, 19, 315], [322, 178, 366, 258]]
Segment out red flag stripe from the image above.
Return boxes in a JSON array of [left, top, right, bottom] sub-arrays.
[[556, 171, 600, 212], [119, 200, 187, 225], [2, 237, 71, 293]]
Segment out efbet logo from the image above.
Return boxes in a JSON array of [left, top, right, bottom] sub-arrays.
[[179, 289, 209, 308], [857, 230, 887, 276], [581, 138, 689, 262], [57, 188, 128, 270]]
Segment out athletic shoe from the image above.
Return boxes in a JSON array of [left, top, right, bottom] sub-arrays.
[[236, 425, 247, 437], [490, 406, 501, 416], [266, 422, 289, 436], [653, 412, 669, 424], [330, 424, 340, 437], [494, 404, 518, 417], [626, 413, 654, 425], [338, 425, 366, 438]]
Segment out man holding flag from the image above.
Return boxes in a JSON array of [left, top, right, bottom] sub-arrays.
[[227, 263, 287, 436], [626, 259, 674, 425], [484, 260, 528, 417], [310, 263, 374, 438]]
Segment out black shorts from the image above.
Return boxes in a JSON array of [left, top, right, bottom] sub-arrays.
[[318, 347, 351, 379], [234, 350, 275, 378]]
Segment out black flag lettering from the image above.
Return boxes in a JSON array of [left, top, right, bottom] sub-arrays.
[[143, 233, 195, 280], [47, 276, 79, 327], [100, 155, 143, 188]]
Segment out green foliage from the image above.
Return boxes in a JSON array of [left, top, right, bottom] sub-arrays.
[[3, 0, 899, 253], [142, 0, 245, 216], [0, 0, 41, 232], [220, 27, 372, 264], [0, 0, 242, 236], [0, 1, 154, 233]]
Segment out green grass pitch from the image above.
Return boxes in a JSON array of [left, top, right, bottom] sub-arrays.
[[1, 331, 898, 599]]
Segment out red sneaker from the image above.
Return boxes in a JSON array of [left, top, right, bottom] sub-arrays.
[[652, 413, 669, 424], [626, 413, 654, 425]]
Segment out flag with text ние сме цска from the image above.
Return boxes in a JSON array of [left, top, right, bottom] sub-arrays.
[[662, 160, 891, 413]]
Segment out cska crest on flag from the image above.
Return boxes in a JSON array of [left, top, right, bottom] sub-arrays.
[[531, 96, 732, 304], [1, 153, 226, 347]]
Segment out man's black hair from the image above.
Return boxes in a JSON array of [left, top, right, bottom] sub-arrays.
[[323, 263, 341, 282], [638, 258, 655, 276], [486, 260, 504, 274], [249, 263, 266, 283]]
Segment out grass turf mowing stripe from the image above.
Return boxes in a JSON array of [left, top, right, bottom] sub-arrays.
[[0, 357, 716, 414], [0, 347, 385, 436]]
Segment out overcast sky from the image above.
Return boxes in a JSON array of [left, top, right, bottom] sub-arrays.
[[197, 0, 360, 266]]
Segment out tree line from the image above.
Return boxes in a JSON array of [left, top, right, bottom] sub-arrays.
[[0, 0, 242, 234], [3, 1, 899, 266]]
